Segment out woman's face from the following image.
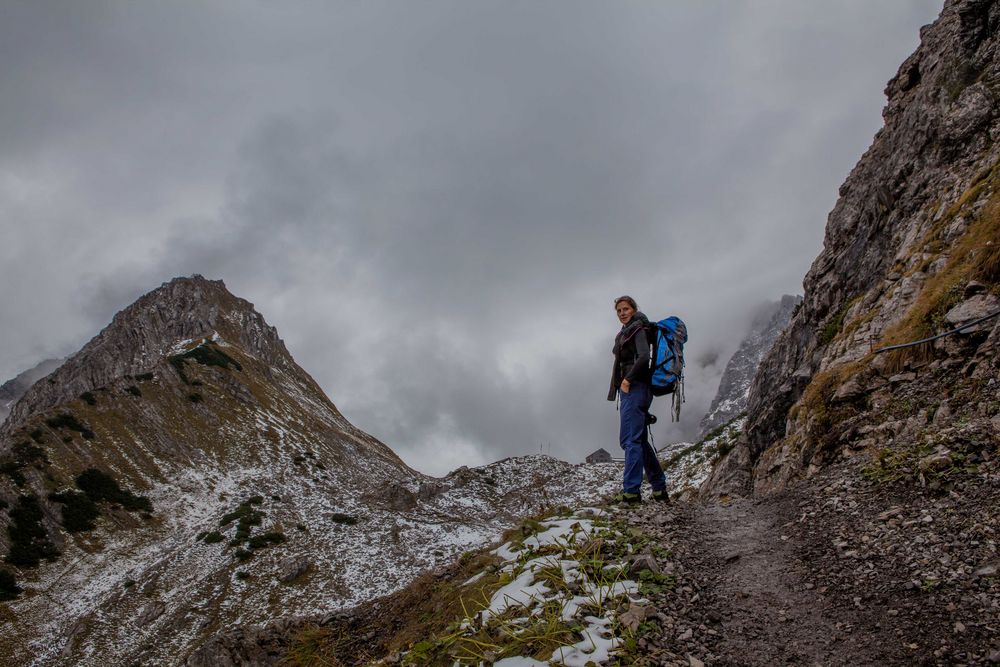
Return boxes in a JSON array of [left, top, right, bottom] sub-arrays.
[[616, 301, 635, 326]]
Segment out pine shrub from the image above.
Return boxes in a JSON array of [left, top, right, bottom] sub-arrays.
[[45, 413, 95, 440], [75, 469, 153, 512], [79, 391, 97, 406], [49, 490, 100, 532], [6, 495, 60, 567], [0, 461, 26, 487], [329, 513, 358, 525], [0, 569, 22, 601]]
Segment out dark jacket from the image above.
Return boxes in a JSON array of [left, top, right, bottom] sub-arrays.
[[607, 312, 651, 401]]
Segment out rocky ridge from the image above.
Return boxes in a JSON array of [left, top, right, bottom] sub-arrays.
[[705, 0, 1000, 497], [0, 358, 63, 425]]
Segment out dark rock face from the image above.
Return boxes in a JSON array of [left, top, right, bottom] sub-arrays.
[[699, 295, 801, 439], [0, 358, 64, 425], [705, 0, 1000, 496]]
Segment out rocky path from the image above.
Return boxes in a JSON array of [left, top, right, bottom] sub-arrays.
[[628, 490, 918, 666], [627, 453, 1000, 667], [685, 498, 842, 665]]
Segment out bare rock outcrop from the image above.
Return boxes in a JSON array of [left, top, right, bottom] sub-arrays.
[[704, 0, 1000, 497]]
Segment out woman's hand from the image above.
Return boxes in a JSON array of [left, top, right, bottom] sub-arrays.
[[620, 379, 630, 394]]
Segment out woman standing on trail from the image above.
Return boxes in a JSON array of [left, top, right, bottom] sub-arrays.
[[608, 296, 669, 505]]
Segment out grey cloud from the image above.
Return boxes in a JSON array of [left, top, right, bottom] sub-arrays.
[[1, 1, 943, 474]]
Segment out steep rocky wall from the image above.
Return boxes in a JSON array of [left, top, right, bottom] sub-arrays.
[[704, 0, 1000, 497]]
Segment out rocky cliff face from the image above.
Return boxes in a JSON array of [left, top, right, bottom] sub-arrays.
[[705, 0, 1000, 497], [0, 276, 620, 666], [698, 295, 802, 439], [0, 358, 63, 425]]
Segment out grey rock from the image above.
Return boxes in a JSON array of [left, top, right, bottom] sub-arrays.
[[945, 293, 1000, 333], [964, 280, 988, 297], [277, 556, 311, 584], [974, 562, 998, 578], [630, 554, 661, 576], [833, 377, 865, 402], [702, 0, 1000, 496], [136, 601, 166, 626]]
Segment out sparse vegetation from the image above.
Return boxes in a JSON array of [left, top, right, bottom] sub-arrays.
[[248, 532, 286, 549], [45, 413, 95, 440], [0, 462, 26, 487], [49, 490, 100, 532], [75, 468, 153, 512], [878, 165, 1000, 356], [6, 494, 60, 567], [214, 496, 284, 560], [0, 569, 22, 601], [818, 304, 849, 345], [12, 441, 48, 466]]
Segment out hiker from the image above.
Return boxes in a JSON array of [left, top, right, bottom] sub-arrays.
[[608, 295, 669, 505]]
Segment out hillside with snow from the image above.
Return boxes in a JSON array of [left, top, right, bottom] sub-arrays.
[[0, 276, 620, 666]]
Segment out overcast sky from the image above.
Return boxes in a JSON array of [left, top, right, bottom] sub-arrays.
[[1, 1, 941, 475]]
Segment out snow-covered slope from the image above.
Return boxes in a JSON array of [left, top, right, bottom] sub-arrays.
[[0, 276, 620, 666]]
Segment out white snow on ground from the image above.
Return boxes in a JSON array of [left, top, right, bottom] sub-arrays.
[[17, 414, 622, 666], [426, 507, 648, 666]]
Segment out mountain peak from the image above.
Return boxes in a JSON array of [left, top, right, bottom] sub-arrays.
[[2, 275, 293, 430]]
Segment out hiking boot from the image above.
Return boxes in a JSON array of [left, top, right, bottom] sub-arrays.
[[617, 492, 642, 507], [651, 489, 671, 504]]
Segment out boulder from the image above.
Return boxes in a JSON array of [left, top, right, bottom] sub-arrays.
[[833, 376, 865, 402], [918, 448, 953, 473], [629, 554, 660, 576], [618, 603, 653, 632], [136, 601, 166, 626], [277, 556, 311, 584], [945, 293, 1000, 333]]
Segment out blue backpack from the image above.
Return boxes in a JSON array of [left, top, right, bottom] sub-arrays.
[[648, 316, 688, 418]]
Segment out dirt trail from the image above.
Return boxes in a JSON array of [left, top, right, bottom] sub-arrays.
[[667, 496, 897, 666]]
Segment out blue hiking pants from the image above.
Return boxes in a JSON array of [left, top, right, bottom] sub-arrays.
[[619, 381, 667, 495]]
